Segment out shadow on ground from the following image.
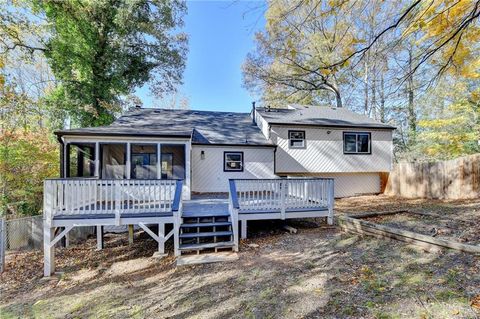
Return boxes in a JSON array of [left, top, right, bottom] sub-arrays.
[[1, 196, 480, 319]]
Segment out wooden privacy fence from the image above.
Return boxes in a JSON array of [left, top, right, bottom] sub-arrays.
[[383, 154, 480, 199]]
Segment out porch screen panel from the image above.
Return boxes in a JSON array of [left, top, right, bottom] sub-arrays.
[[161, 145, 185, 179], [101, 144, 126, 179], [67, 143, 95, 177], [131, 144, 157, 179]]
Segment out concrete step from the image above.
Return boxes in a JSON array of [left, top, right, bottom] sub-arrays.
[[179, 231, 232, 239], [177, 252, 239, 266]]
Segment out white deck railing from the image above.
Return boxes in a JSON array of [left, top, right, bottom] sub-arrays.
[[229, 178, 334, 215], [44, 179, 181, 223]]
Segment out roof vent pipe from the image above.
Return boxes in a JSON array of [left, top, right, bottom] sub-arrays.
[[252, 101, 256, 125]]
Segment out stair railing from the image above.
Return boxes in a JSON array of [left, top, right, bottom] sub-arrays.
[[228, 180, 240, 252], [171, 180, 183, 257]]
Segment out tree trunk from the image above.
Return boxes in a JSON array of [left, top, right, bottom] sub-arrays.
[[371, 68, 377, 120], [322, 78, 343, 108], [379, 71, 386, 123], [407, 48, 416, 145], [363, 55, 369, 115]]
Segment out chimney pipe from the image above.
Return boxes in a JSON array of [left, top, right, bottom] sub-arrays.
[[252, 101, 256, 125]]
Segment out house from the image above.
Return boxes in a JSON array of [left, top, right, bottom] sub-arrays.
[[54, 104, 395, 199], [43, 104, 394, 275]]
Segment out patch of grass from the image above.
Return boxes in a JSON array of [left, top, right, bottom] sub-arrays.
[[250, 267, 264, 279], [363, 278, 389, 294], [236, 274, 247, 285], [240, 288, 278, 319], [129, 305, 144, 319], [373, 311, 400, 319], [445, 268, 461, 287], [335, 235, 360, 248], [304, 260, 316, 270], [359, 266, 389, 295], [434, 289, 467, 302], [259, 287, 275, 300]]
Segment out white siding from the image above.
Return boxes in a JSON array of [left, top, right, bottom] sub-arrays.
[[272, 126, 393, 173], [290, 172, 381, 198], [192, 145, 276, 193], [254, 110, 270, 140]]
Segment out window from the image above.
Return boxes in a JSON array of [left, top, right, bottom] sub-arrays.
[[224, 152, 244, 172], [343, 132, 371, 154], [289, 130, 305, 148], [131, 144, 157, 179]]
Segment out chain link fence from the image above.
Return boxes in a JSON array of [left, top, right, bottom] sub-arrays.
[[0, 219, 5, 273], [2, 215, 95, 252], [5, 215, 43, 250]]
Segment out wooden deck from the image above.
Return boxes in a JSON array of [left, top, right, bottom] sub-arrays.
[[183, 198, 229, 217], [42, 178, 334, 276]]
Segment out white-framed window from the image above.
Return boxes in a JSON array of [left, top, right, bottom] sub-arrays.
[[224, 152, 243, 172], [289, 130, 306, 148], [343, 132, 371, 154]]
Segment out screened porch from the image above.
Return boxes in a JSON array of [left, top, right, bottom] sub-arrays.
[[60, 138, 191, 200]]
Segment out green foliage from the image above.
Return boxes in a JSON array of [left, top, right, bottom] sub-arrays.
[[417, 99, 480, 160], [0, 129, 59, 216], [3, 0, 188, 127], [39, 0, 187, 127]]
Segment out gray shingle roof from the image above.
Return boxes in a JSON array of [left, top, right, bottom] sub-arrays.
[[256, 104, 396, 129], [56, 108, 273, 146]]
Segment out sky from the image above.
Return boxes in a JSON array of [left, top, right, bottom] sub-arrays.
[[136, 0, 265, 113]]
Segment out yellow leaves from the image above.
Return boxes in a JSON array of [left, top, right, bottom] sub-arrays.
[[418, 95, 480, 159], [320, 69, 332, 76]]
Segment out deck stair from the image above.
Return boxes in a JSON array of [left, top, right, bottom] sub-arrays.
[[179, 212, 235, 255]]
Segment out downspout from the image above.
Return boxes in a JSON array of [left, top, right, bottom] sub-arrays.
[[56, 134, 65, 178], [273, 145, 277, 176]]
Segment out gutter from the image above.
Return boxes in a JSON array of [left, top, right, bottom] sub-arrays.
[[54, 131, 193, 139], [268, 122, 396, 130]]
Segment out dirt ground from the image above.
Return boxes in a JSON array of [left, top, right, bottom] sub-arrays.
[[1, 195, 480, 319], [336, 195, 480, 246]]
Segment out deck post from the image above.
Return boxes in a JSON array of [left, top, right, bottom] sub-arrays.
[[128, 225, 134, 244], [43, 225, 55, 277], [241, 219, 247, 239], [96, 226, 104, 250], [327, 180, 334, 225], [280, 179, 286, 220], [94, 142, 100, 177], [158, 223, 165, 254], [184, 142, 191, 200], [65, 230, 70, 248], [157, 143, 162, 179], [126, 142, 131, 179]]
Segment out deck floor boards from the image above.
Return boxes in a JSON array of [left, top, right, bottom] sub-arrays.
[[183, 198, 229, 217]]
